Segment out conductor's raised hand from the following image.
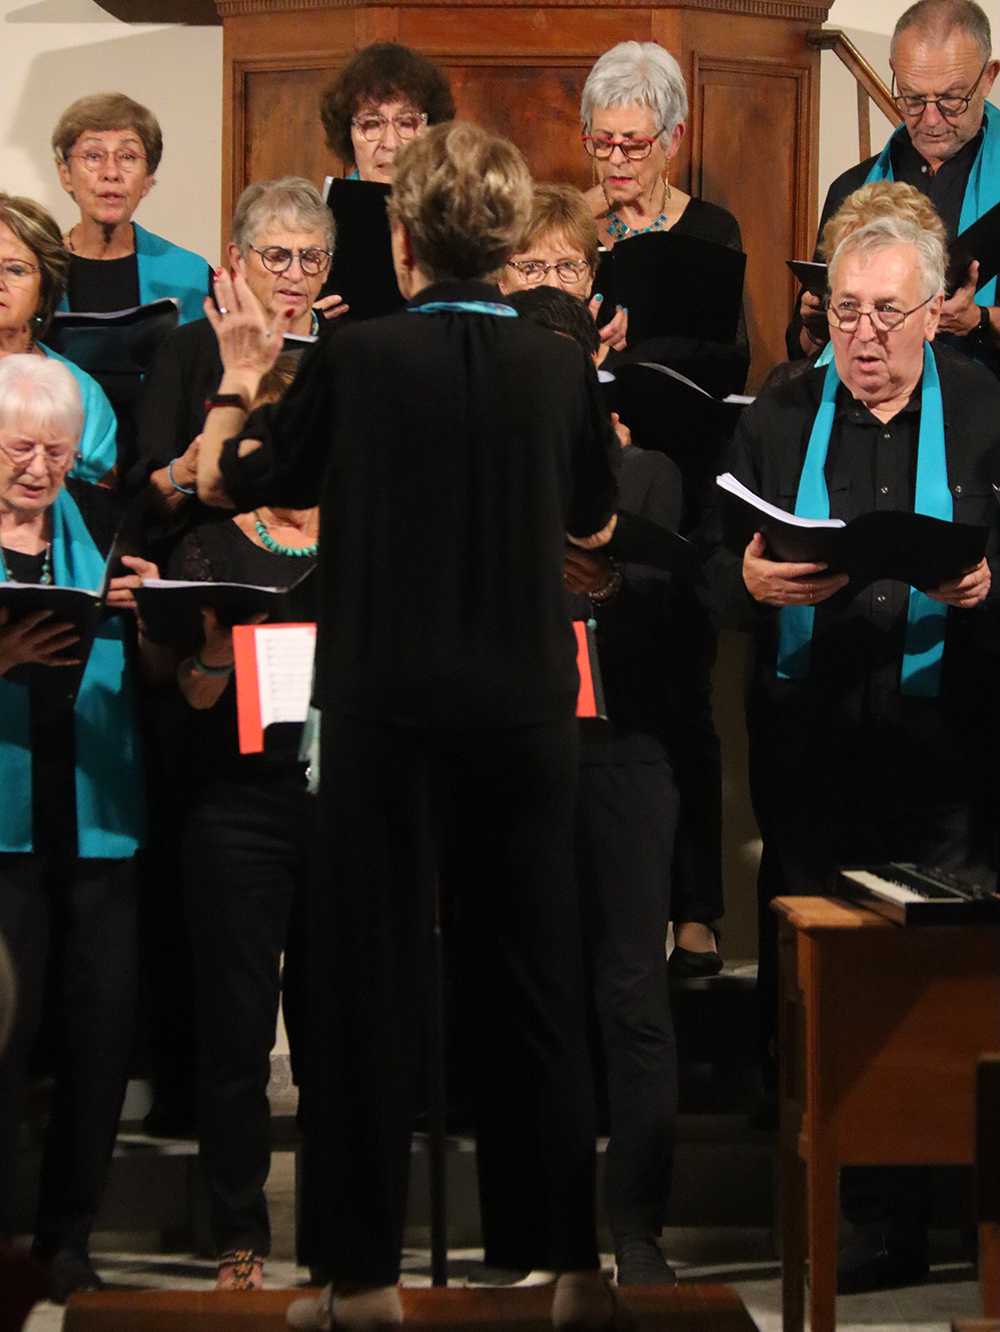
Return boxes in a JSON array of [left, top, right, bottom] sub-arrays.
[[0, 605, 79, 675], [926, 557, 990, 608], [742, 531, 849, 606], [204, 268, 282, 385]]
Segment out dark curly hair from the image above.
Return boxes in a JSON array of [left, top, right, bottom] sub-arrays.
[[507, 286, 601, 357], [320, 44, 455, 169]]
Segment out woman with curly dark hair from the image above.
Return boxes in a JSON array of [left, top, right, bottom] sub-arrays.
[[320, 44, 454, 183]]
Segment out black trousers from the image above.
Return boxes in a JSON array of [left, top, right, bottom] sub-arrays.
[[299, 712, 599, 1285], [576, 757, 679, 1241], [184, 777, 314, 1257], [0, 854, 137, 1257]]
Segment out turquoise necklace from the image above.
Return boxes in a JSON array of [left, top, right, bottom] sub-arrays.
[[0, 540, 53, 584], [254, 511, 318, 558], [607, 178, 671, 240]]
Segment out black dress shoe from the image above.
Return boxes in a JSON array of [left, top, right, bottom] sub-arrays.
[[836, 1229, 929, 1294], [614, 1236, 677, 1286], [49, 1248, 104, 1304], [668, 945, 723, 979]]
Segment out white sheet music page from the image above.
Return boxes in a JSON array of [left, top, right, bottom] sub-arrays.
[[255, 625, 316, 728]]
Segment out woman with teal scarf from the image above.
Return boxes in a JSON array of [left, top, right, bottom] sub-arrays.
[[0, 192, 117, 485], [0, 355, 160, 1303]]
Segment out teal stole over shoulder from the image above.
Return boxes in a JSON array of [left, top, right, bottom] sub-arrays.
[[0, 489, 145, 857], [864, 100, 1000, 306], [777, 343, 952, 697], [57, 223, 210, 326]]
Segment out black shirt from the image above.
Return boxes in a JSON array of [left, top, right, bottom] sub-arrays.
[[707, 346, 1000, 768], [66, 252, 141, 313], [220, 280, 618, 729], [170, 520, 316, 786]]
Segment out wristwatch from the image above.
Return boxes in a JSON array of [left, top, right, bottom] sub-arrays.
[[968, 304, 992, 345]]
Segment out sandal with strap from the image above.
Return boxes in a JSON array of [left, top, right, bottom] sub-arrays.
[[217, 1249, 264, 1290]]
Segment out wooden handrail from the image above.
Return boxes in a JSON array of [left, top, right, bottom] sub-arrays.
[[809, 28, 902, 161]]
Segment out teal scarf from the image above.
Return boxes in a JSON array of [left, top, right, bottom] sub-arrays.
[[0, 488, 145, 857], [409, 301, 518, 317], [57, 223, 210, 326], [864, 100, 1000, 306], [778, 343, 952, 697]]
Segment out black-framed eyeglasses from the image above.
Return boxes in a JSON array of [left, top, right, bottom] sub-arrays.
[[892, 59, 990, 118], [506, 258, 593, 284], [826, 292, 935, 333], [581, 131, 664, 161], [351, 111, 428, 142], [248, 245, 333, 276]]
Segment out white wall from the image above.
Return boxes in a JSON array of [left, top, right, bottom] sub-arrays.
[[0, 0, 222, 265], [819, 0, 1000, 213]]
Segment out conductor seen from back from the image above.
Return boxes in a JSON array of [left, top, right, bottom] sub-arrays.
[[195, 122, 622, 1332], [712, 195, 1000, 1291]]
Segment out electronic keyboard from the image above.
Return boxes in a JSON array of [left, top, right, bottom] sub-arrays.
[[839, 863, 1000, 926]]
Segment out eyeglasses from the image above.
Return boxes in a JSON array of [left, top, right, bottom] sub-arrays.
[[0, 260, 40, 285], [248, 245, 333, 276], [892, 59, 990, 118], [506, 259, 592, 285], [69, 147, 147, 174], [351, 111, 428, 142], [581, 132, 664, 161], [826, 292, 935, 333], [0, 439, 78, 470]]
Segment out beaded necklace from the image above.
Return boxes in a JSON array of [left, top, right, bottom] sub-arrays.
[[0, 540, 54, 583], [254, 511, 318, 558], [606, 179, 671, 241]]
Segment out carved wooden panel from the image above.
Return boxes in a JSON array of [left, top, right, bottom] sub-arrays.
[[691, 56, 813, 389]]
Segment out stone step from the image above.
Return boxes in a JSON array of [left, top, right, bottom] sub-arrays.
[[63, 1283, 758, 1332]]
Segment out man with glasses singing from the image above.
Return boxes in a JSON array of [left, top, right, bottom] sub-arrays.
[[791, 0, 1000, 366], [714, 201, 1000, 1292]]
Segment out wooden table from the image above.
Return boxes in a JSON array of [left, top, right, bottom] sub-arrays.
[[775, 896, 1000, 1332]]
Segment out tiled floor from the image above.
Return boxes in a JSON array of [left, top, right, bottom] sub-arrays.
[[19, 1153, 983, 1332]]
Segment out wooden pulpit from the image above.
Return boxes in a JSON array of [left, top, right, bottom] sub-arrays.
[[215, 0, 833, 388]]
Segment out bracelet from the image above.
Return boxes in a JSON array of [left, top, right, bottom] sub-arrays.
[[589, 564, 622, 604], [192, 651, 234, 677], [204, 393, 248, 414], [167, 458, 196, 495]]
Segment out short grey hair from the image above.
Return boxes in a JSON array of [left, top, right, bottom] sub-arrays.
[[231, 178, 335, 256], [581, 42, 689, 139], [891, 0, 992, 64], [0, 355, 84, 445], [829, 216, 946, 303]]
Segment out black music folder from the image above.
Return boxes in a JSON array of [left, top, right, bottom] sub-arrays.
[[321, 178, 404, 321], [607, 362, 750, 482], [717, 472, 988, 591], [591, 230, 746, 347], [786, 259, 828, 296], [606, 509, 703, 575], [135, 567, 315, 655], [946, 200, 1000, 293], [46, 299, 181, 376], [0, 583, 107, 697]]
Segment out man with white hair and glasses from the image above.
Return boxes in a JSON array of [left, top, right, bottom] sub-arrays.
[[712, 194, 1000, 1292]]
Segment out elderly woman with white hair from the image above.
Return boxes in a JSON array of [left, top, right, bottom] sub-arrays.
[[581, 41, 741, 255], [0, 354, 159, 1302]]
